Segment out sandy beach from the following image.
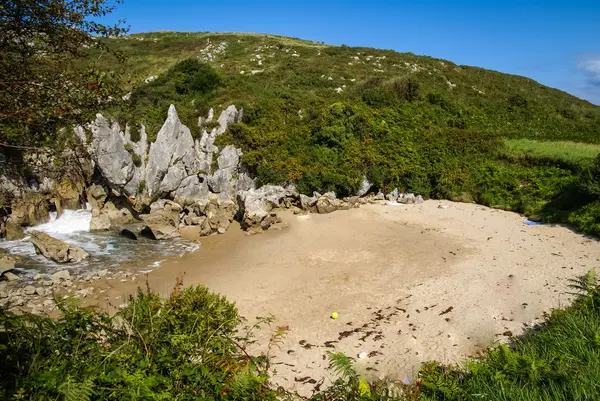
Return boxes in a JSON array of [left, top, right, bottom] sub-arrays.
[[90, 200, 600, 395]]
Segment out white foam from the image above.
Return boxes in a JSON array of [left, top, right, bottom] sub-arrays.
[[30, 209, 91, 235]]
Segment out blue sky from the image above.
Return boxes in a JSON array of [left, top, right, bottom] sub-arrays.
[[107, 0, 600, 105]]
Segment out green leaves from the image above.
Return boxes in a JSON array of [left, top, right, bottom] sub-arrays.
[[0, 0, 128, 147], [0, 284, 277, 400]]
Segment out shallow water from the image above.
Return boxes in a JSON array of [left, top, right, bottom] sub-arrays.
[[2, 209, 199, 279]]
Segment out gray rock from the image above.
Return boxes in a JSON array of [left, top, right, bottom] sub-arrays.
[[238, 185, 297, 229], [98, 269, 109, 278], [207, 146, 243, 201], [416, 195, 424, 204], [375, 191, 385, 200], [51, 270, 71, 282], [30, 231, 89, 263], [91, 116, 134, 189], [357, 178, 372, 197], [145, 105, 196, 199], [173, 175, 209, 206], [35, 287, 47, 296], [300, 194, 318, 211]]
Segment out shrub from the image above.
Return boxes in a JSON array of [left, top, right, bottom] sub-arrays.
[[0, 282, 278, 400]]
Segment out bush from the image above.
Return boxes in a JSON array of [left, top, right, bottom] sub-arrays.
[[0, 282, 278, 400]]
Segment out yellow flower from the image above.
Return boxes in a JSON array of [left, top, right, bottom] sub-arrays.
[[358, 378, 371, 397]]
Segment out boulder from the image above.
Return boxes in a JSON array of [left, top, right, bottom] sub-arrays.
[[203, 195, 237, 234], [375, 191, 385, 200], [102, 200, 137, 226], [140, 201, 181, 239], [5, 222, 25, 240], [54, 178, 82, 210], [10, 194, 49, 226], [51, 269, 71, 281], [90, 213, 111, 231], [140, 226, 157, 240], [238, 185, 297, 230], [29, 231, 89, 263], [140, 223, 178, 240], [299, 193, 318, 212], [386, 188, 399, 202], [315, 194, 351, 214], [119, 229, 137, 240], [399, 193, 416, 204], [86, 184, 108, 210], [0, 248, 22, 276]]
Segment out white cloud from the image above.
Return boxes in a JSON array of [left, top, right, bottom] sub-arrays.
[[578, 54, 600, 87]]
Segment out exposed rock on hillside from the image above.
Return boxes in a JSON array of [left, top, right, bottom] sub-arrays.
[[79, 104, 251, 237]]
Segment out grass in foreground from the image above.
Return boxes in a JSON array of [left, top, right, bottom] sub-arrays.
[[417, 270, 600, 401]]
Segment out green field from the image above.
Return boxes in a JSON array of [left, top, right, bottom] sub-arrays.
[[505, 139, 600, 166]]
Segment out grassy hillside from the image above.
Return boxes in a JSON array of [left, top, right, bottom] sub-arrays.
[[95, 31, 600, 234]]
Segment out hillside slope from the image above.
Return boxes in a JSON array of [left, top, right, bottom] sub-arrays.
[[95, 32, 600, 234], [103, 31, 600, 142]]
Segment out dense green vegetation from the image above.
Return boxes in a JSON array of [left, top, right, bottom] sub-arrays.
[[0, 0, 127, 147], [95, 31, 600, 235], [3, 272, 600, 400], [0, 281, 279, 400], [4, 28, 600, 400]]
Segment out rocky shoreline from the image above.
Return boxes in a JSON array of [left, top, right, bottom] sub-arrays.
[[0, 102, 426, 315]]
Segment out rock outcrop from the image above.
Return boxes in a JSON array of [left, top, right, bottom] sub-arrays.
[[80, 104, 250, 237], [4, 222, 25, 241], [29, 231, 89, 263], [0, 248, 22, 277], [238, 185, 298, 232]]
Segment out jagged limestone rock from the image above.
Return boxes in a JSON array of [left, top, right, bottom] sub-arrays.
[[145, 105, 196, 199], [91, 115, 134, 189]]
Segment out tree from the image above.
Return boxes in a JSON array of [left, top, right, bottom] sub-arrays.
[[0, 0, 128, 147]]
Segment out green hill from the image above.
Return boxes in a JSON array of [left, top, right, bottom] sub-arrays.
[[97, 31, 600, 234]]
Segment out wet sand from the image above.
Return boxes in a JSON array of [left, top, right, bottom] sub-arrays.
[[89, 200, 600, 395]]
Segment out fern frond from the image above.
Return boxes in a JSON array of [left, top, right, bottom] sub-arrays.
[[327, 351, 357, 380], [58, 376, 93, 401], [567, 270, 597, 295]]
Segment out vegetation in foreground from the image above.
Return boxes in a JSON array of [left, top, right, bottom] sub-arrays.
[[2, 272, 600, 401]]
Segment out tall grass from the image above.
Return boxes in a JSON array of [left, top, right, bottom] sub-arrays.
[[505, 139, 600, 166]]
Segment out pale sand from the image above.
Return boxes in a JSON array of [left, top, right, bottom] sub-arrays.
[[90, 200, 600, 395]]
